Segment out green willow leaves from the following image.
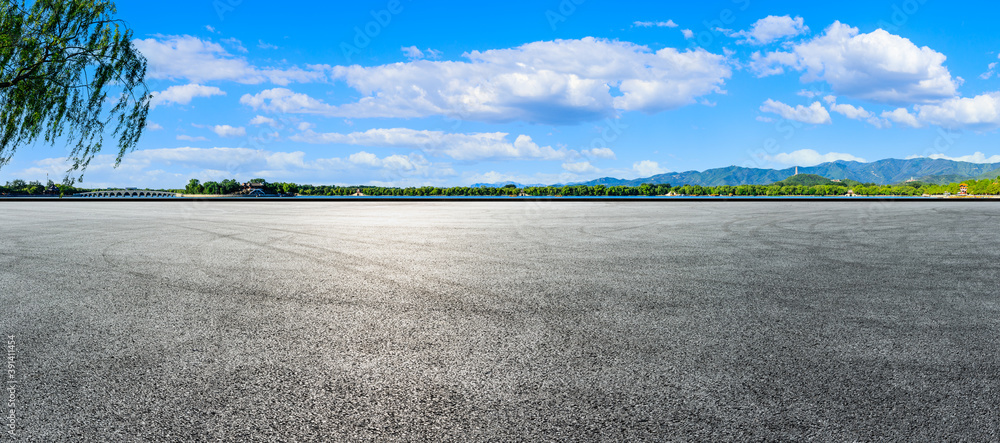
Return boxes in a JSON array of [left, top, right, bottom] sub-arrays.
[[0, 0, 150, 181]]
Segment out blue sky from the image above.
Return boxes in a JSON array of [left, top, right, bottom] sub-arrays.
[[5, 0, 1000, 188]]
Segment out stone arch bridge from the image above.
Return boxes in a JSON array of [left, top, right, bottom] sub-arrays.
[[75, 190, 179, 198]]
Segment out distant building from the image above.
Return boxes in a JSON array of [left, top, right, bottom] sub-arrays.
[[846, 189, 855, 197], [352, 188, 365, 196], [831, 179, 842, 183], [959, 183, 969, 196], [43, 184, 59, 195], [241, 181, 266, 193]]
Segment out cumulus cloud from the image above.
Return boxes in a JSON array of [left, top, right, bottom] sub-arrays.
[[764, 149, 866, 166], [249, 115, 277, 127], [634, 20, 678, 28], [212, 125, 247, 137], [348, 151, 428, 172], [149, 83, 225, 108], [582, 147, 616, 159], [290, 128, 576, 161], [243, 37, 731, 125], [133, 35, 328, 85], [681, 29, 694, 39], [723, 15, 808, 44], [176, 135, 208, 142], [401, 46, 442, 60], [824, 95, 885, 127], [633, 160, 667, 177], [909, 93, 1000, 130], [750, 22, 959, 105], [145, 122, 164, 130], [883, 93, 1000, 130], [401, 46, 424, 59], [881, 108, 922, 128], [759, 99, 831, 124], [906, 152, 1000, 163], [830, 102, 875, 120], [401, 46, 439, 61], [796, 89, 821, 98], [240, 88, 338, 115], [258, 40, 279, 50], [981, 63, 998, 80]]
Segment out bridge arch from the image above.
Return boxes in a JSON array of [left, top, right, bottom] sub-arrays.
[[74, 189, 178, 198]]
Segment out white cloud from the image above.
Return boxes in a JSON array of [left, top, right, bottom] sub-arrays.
[[910, 93, 1000, 130], [633, 160, 667, 177], [764, 149, 866, 166], [756, 116, 774, 123], [249, 115, 277, 127], [759, 99, 831, 124], [401, 46, 424, 59], [562, 161, 597, 173], [133, 35, 328, 85], [882, 108, 922, 128], [296, 122, 314, 131], [907, 152, 1000, 163], [882, 93, 1000, 130], [212, 125, 247, 137], [400, 46, 442, 60], [221, 37, 248, 54], [831, 103, 871, 119], [205, 25, 216, 33], [346, 151, 435, 173], [258, 40, 279, 50], [241, 38, 731, 124], [981, 62, 998, 80], [176, 135, 208, 142], [825, 96, 885, 127], [681, 29, 694, 39], [149, 83, 225, 108], [145, 122, 164, 131], [750, 22, 959, 104], [290, 128, 577, 161], [796, 89, 820, 98], [634, 20, 678, 28], [582, 147, 616, 159], [240, 88, 338, 115], [724, 15, 808, 44]]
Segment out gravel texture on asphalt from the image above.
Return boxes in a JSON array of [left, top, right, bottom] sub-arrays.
[[1, 201, 999, 441]]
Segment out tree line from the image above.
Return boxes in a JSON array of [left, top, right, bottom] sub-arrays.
[[171, 178, 1000, 197], [4, 177, 999, 197], [0, 179, 82, 196]]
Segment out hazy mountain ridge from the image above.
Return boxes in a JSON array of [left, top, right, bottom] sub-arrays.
[[572, 158, 1000, 187]]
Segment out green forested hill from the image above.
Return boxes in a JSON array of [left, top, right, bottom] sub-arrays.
[[574, 158, 1000, 187]]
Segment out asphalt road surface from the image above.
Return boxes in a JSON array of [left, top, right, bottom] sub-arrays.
[[2, 201, 999, 441]]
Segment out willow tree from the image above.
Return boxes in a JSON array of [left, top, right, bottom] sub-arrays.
[[0, 0, 150, 181]]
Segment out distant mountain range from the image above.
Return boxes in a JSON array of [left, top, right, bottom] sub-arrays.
[[476, 158, 1000, 188]]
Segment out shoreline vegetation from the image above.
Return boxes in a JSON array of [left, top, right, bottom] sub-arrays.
[[3, 175, 1000, 198]]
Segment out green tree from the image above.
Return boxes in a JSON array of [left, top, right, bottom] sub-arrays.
[[202, 181, 220, 195], [1, 0, 151, 180], [184, 179, 202, 194]]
